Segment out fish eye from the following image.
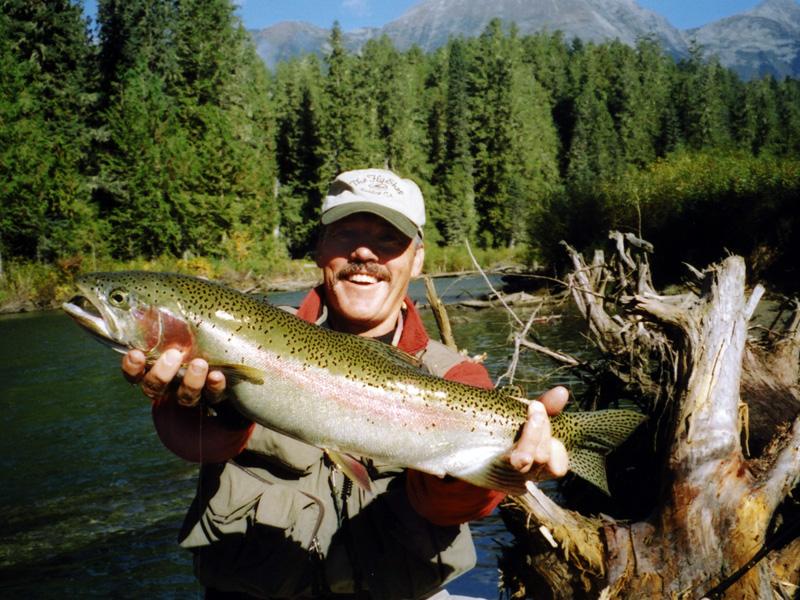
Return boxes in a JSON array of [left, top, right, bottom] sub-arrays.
[[108, 288, 129, 307]]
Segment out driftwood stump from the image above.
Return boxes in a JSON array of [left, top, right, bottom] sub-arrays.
[[500, 233, 800, 599]]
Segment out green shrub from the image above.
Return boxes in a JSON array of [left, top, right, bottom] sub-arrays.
[[530, 150, 800, 288]]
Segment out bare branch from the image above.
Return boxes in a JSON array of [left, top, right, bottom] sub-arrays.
[[424, 275, 457, 351], [760, 416, 800, 516], [465, 239, 524, 328], [745, 285, 765, 322], [519, 338, 581, 367]]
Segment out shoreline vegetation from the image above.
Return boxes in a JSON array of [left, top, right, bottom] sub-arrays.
[[0, 244, 528, 315]]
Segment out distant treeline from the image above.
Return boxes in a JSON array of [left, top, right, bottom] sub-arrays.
[[1, 0, 798, 285]]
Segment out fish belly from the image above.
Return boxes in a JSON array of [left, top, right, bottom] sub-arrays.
[[228, 352, 512, 482]]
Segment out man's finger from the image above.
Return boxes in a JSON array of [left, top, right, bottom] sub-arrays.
[[121, 349, 146, 383], [532, 406, 553, 465], [510, 400, 547, 472], [538, 385, 569, 416], [177, 359, 209, 407], [141, 348, 183, 401], [549, 439, 569, 477], [204, 370, 227, 404]]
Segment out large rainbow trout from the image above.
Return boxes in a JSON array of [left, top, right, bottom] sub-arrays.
[[63, 271, 645, 495]]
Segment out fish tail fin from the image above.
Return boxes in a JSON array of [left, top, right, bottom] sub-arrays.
[[569, 448, 611, 495], [560, 409, 646, 495]]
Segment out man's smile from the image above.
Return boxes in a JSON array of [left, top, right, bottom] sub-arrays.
[[337, 262, 391, 285], [346, 273, 381, 284]]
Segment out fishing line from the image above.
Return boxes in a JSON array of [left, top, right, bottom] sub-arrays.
[[698, 515, 800, 599]]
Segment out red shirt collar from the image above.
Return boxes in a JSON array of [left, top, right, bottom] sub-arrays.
[[296, 285, 429, 354]]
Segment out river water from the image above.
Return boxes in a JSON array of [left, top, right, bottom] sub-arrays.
[[0, 276, 592, 598]]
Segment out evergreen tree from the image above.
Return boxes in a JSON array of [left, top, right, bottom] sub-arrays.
[[98, 63, 186, 258], [0, 11, 48, 260], [321, 22, 371, 175], [565, 45, 621, 189], [510, 58, 561, 245], [96, 0, 176, 108], [468, 21, 519, 246], [775, 78, 800, 156], [274, 56, 326, 256], [433, 38, 477, 244], [169, 0, 278, 259], [360, 37, 429, 175], [95, 0, 280, 260], [608, 39, 660, 168], [0, 0, 100, 261], [736, 77, 780, 155], [677, 45, 734, 150]]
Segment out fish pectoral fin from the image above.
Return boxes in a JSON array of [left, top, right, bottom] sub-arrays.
[[211, 363, 266, 385], [325, 450, 373, 494], [449, 454, 527, 495], [569, 448, 610, 495]]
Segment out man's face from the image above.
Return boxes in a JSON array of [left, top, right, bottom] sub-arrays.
[[315, 212, 424, 336]]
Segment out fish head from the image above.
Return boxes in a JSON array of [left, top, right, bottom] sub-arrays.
[[62, 271, 195, 359]]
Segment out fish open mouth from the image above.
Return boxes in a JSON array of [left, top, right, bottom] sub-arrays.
[[62, 295, 127, 352]]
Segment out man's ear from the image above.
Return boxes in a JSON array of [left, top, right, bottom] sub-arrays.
[[411, 243, 425, 278]]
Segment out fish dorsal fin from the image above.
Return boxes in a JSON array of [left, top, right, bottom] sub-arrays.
[[498, 384, 528, 404], [362, 337, 422, 369], [569, 448, 610, 495], [325, 449, 373, 494]]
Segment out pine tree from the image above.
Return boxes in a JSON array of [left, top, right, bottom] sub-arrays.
[[468, 20, 520, 247], [608, 39, 658, 168], [96, 0, 176, 108], [274, 56, 326, 256], [95, 0, 280, 260], [0, 0, 100, 261], [321, 22, 371, 175], [434, 38, 477, 245], [98, 63, 186, 258], [775, 78, 800, 156], [509, 57, 561, 246], [359, 36, 429, 175], [677, 45, 734, 150], [565, 45, 621, 189]]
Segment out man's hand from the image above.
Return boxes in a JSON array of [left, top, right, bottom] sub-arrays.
[[508, 385, 569, 480], [121, 349, 226, 407]]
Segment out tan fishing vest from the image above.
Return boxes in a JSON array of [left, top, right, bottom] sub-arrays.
[[178, 327, 478, 599]]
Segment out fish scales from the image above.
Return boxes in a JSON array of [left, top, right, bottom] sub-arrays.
[[63, 271, 646, 495]]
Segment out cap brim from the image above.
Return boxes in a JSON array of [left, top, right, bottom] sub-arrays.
[[321, 202, 420, 239]]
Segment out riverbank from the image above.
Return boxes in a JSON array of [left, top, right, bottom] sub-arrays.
[[0, 245, 529, 314]]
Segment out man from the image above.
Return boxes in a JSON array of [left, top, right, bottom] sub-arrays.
[[122, 168, 568, 599]]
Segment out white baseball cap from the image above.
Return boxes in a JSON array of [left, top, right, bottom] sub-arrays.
[[321, 169, 426, 239]]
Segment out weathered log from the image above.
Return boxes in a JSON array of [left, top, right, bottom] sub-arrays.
[[500, 235, 800, 599]]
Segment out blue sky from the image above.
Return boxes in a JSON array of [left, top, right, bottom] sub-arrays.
[[82, 1, 769, 32], [232, 0, 766, 31]]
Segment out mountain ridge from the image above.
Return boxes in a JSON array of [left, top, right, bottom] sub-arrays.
[[250, 0, 800, 79]]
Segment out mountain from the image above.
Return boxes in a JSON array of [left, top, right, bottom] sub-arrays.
[[380, 0, 686, 56], [689, 0, 800, 79], [250, 0, 800, 79], [250, 22, 378, 67]]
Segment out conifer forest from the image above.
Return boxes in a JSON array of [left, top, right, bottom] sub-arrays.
[[1, 0, 799, 298]]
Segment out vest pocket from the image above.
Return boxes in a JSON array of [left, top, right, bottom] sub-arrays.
[[183, 461, 325, 598]]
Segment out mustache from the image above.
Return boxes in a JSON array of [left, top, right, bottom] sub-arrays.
[[337, 262, 391, 282]]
